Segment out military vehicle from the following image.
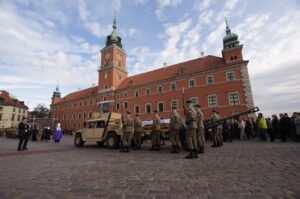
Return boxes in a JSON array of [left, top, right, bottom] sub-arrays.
[[74, 112, 123, 149]]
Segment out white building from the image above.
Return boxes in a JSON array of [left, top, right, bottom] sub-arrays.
[[0, 90, 28, 129]]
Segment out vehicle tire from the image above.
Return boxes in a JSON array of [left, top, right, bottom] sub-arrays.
[[106, 132, 119, 149], [96, 141, 105, 147], [74, 133, 84, 147], [179, 127, 188, 151]]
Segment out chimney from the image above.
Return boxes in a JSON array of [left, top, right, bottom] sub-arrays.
[[201, 51, 204, 58], [163, 62, 167, 67]]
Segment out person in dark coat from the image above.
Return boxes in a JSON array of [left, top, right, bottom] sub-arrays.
[[17, 117, 30, 151], [271, 115, 279, 142], [279, 113, 289, 142]]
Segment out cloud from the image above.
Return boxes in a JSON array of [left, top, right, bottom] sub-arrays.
[[194, 0, 214, 12], [77, 0, 111, 38], [155, 0, 182, 21], [0, 1, 101, 109], [134, 0, 148, 6]]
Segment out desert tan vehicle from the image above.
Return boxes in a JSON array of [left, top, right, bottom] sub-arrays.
[[74, 112, 123, 149]]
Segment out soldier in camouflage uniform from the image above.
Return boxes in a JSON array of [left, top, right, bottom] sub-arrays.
[[120, 111, 134, 153], [169, 107, 182, 153], [195, 104, 205, 154], [133, 114, 142, 150], [150, 110, 161, 151], [185, 100, 198, 159], [211, 110, 221, 147]]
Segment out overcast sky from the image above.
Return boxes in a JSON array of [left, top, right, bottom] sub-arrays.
[[0, 0, 299, 117]]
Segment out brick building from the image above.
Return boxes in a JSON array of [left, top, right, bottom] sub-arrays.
[[50, 17, 255, 131]]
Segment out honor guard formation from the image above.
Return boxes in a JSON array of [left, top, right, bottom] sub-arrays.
[[119, 100, 225, 159]]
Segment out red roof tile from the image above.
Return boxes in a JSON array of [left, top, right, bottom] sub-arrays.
[[0, 90, 28, 109], [53, 86, 98, 105], [116, 55, 246, 90]]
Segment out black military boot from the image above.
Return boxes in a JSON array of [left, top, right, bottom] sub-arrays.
[[155, 144, 160, 151], [185, 150, 194, 159], [193, 150, 198, 158], [137, 144, 141, 150], [125, 146, 130, 153], [201, 147, 205, 154], [120, 146, 126, 152], [211, 142, 217, 147], [172, 145, 179, 153], [149, 145, 155, 151]]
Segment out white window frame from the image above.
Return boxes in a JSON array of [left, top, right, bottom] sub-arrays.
[[134, 105, 140, 114], [145, 103, 152, 114], [226, 71, 235, 81], [157, 101, 164, 112], [208, 94, 218, 108], [170, 83, 176, 91], [145, 88, 151, 95], [135, 90, 139, 97], [189, 97, 199, 106], [157, 85, 163, 94], [188, 79, 196, 88], [171, 99, 178, 109], [116, 102, 120, 110], [124, 92, 128, 97], [124, 101, 128, 109], [206, 75, 214, 85], [228, 91, 240, 106]]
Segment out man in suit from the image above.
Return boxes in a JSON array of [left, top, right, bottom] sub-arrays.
[[17, 117, 30, 151]]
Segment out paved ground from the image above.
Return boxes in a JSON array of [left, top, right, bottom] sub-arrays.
[[0, 136, 299, 199]]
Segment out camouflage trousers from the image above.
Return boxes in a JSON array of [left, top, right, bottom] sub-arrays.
[[186, 128, 197, 150], [134, 131, 142, 146], [213, 127, 220, 143], [169, 129, 180, 146], [196, 126, 205, 148], [122, 132, 132, 147], [151, 130, 161, 146]]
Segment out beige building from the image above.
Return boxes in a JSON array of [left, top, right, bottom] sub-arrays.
[[0, 90, 28, 129]]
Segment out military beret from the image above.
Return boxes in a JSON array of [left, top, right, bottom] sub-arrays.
[[212, 109, 216, 113], [154, 110, 158, 113], [171, 106, 177, 109], [126, 110, 131, 114], [135, 114, 139, 117], [194, 104, 201, 108], [186, 100, 192, 104]]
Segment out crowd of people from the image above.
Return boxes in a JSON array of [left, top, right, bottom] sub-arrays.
[[16, 117, 63, 151], [121, 103, 300, 159], [220, 112, 300, 142]]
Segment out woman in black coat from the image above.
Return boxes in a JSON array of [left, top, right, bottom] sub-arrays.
[[271, 115, 279, 142]]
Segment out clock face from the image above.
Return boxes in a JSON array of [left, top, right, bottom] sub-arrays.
[[105, 52, 111, 60]]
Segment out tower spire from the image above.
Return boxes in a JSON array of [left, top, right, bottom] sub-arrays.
[[113, 9, 117, 30], [225, 17, 231, 35]]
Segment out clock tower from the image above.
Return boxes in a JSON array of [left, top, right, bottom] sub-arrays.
[[98, 13, 127, 94]]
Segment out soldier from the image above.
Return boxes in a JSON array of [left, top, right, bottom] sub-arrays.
[[195, 104, 205, 154], [185, 100, 198, 159], [120, 111, 134, 153], [211, 110, 221, 147], [169, 107, 181, 153], [133, 114, 142, 150], [217, 112, 223, 146], [149, 110, 161, 151]]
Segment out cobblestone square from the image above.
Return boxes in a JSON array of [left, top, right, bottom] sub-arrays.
[[0, 136, 299, 199]]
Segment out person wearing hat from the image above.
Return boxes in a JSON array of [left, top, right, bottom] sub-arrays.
[[184, 100, 198, 159], [17, 117, 30, 151], [169, 106, 182, 153], [195, 104, 205, 154], [133, 113, 143, 150], [120, 110, 134, 153], [150, 110, 161, 151], [211, 110, 221, 147]]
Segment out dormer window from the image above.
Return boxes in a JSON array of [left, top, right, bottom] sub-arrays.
[[178, 67, 185, 75], [129, 80, 134, 86]]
